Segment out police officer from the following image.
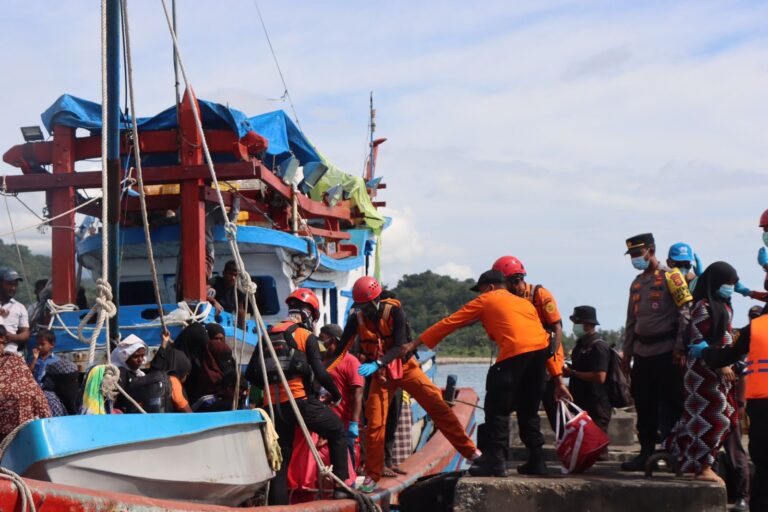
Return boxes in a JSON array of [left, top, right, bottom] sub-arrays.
[[245, 288, 348, 504], [621, 233, 692, 471]]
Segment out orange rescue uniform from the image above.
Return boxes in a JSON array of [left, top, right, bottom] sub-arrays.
[[420, 289, 550, 363], [522, 283, 564, 377], [353, 302, 477, 482], [746, 315, 768, 400], [265, 321, 310, 404]]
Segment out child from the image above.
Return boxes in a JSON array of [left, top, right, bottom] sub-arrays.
[[29, 328, 59, 383]]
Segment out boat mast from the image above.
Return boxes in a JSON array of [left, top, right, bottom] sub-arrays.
[[367, 92, 376, 181], [106, 0, 122, 341], [172, 0, 181, 122]]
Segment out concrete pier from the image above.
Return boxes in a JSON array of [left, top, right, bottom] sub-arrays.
[[454, 463, 726, 512]]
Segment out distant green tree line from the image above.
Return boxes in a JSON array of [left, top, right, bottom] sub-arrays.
[[390, 270, 625, 357], [0, 239, 52, 305]]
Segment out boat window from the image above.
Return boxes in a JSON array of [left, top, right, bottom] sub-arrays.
[[253, 276, 280, 315], [120, 281, 156, 306]]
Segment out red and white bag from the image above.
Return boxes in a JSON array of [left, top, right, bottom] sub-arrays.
[[555, 399, 610, 474]]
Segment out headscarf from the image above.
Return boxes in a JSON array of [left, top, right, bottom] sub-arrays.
[[110, 334, 149, 377], [168, 349, 191, 378], [42, 359, 79, 415], [0, 353, 51, 439], [173, 322, 220, 402], [692, 261, 738, 345], [173, 323, 208, 366], [205, 323, 225, 340]]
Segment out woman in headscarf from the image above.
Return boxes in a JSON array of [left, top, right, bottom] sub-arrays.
[[174, 322, 235, 403], [41, 358, 80, 416], [111, 334, 149, 412], [664, 261, 739, 483], [0, 326, 51, 441]]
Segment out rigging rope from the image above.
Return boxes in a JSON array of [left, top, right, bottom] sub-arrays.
[[1, 190, 33, 301], [157, 3, 378, 506], [252, 0, 302, 130]]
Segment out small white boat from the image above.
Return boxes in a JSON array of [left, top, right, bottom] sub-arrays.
[[0, 410, 274, 506]]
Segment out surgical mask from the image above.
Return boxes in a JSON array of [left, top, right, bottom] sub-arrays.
[[718, 284, 735, 300], [763, 232, 768, 247], [631, 257, 649, 270], [572, 324, 586, 337], [677, 266, 691, 275]]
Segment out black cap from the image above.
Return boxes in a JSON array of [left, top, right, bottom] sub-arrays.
[[625, 233, 655, 254], [570, 305, 600, 325], [320, 323, 343, 340], [470, 270, 505, 292]]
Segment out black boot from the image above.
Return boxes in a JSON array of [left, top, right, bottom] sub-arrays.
[[517, 446, 548, 476], [621, 444, 654, 472], [468, 455, 507, 477]]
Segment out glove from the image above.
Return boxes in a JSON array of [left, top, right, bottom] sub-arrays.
[[693, 253, 704, 277], [759, 247, 768, 267], [688, 340, 709, 359], [735, 282, 752, 297], [347, 421, 359, 439], [358, 361, 381, 377]]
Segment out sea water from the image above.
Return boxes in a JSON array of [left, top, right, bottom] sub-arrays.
[[435, 362, 491, 425]]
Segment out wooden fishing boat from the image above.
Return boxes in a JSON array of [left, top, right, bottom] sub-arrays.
[[0, 388, 478, 511]]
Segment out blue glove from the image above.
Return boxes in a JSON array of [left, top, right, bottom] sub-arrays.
[[358, 361, 381, 377], [347, 421, 359, 439], [759, 247, 768, 267], [688, 340, 709, 359], [735, 282, 752, 296], [693, 253, 704, 277]]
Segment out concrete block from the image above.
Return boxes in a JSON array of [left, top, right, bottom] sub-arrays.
[[454, 463, 726, 512]]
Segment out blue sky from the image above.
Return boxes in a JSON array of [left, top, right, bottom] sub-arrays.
[[1, 1, 767, 329]]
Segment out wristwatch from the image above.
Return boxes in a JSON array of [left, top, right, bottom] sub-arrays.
[[375, 359, 384, 367]]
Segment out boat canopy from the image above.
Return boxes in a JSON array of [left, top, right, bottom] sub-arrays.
[[40, 94, 385, 238]]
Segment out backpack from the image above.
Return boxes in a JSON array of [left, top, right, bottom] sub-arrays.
[[246, 323, 311, 388], [122, 370, 174, 413], [604, 344, 632, 408]]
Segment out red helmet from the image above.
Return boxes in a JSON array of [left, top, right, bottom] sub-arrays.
[[285, 288, 320, 320], [492, 256, 526, 278], [352, 276, 382, 303], [760, 209, 768, 228]]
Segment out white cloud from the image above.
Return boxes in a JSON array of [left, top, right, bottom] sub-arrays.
[[1, 1, 767, 328], [434, 262, 475, 281]]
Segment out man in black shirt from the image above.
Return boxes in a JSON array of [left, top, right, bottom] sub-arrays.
[[564, 306, 612, 432], [208, 260, 248, 326]]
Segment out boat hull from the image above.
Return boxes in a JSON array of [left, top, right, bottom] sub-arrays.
[[0, 388, 478, 511]]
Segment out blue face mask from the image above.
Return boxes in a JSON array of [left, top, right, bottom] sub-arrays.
[[572, 324, 586, 337], [718, 284, 735, 300], [763, 232, 768, 247], [677, 266, 691, 275], [631, 257, 649, 270]]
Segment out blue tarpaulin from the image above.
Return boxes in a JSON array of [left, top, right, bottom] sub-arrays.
[[40, 94, 319, 167]]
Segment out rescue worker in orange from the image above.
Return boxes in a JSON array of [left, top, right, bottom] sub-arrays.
[[403, 270, 554, 477], [327, 276, 480, 493], [695, 308, 768, 511], [492, 256, 572, 428], [244, 289, 348, 505]]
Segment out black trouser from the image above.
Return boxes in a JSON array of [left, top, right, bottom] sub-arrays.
[[384, 387, 404, 467], [748, 399, 768, 511], [484, 348, 547, 465], [542, 377, 557, 432], [269, 397, 348, 505], [631, 351, 684, 447], [723, 412, 750, 501]]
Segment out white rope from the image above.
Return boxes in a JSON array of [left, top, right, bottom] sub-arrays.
[[157, 7, 375, 503], [0, 196, 99, 240], [78, 279, 117, 364], [120, 0, 167, 335], [0, 420, 37, 512], [1, 190, 33, 300]]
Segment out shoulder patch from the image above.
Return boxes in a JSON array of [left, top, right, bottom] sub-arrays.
[[545, 302, 556, 314]]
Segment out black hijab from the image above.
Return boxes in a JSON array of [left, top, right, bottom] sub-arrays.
[[173, 322, 209, 366], [693, 261, 738, 345]]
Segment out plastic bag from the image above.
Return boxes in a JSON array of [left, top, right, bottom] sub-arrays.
[[555, 399, 610, 474]]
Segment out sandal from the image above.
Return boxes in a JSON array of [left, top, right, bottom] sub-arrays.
[[359, 476, 377, 493], [382, 467, 397, 478]]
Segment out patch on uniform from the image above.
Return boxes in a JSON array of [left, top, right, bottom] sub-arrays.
[[651, 302, 660, 310], [632, 282, 641, 290], [545, 302, 556, 314], [632, 294, 641, 303], [650, 291, 662, 300]]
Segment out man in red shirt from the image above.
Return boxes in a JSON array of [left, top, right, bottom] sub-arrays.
[[320, 324, 364, 465]]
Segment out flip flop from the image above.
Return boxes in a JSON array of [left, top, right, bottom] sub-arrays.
[[391, 466, 407, 475], [382, 467, 397, 478]]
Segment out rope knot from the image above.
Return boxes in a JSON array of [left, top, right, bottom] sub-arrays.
[[224, 221, 238, 241], [101, 364, 120, 401]]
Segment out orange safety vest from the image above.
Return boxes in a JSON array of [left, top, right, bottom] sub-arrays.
[[356, 298, 404, 381], [746, 315, 768, 400]]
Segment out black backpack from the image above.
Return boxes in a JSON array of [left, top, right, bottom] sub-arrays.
[[122, 370, 174, 413], [246, 323, 311, 388], [604, 344, 632, 408]]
